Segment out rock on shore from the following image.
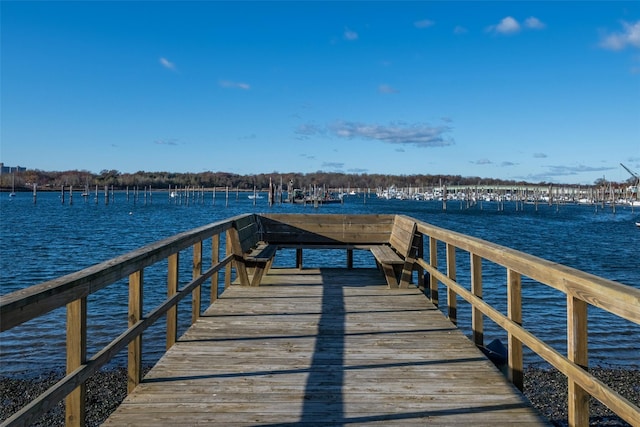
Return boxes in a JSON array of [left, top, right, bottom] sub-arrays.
[[1, 366, 638, 426]]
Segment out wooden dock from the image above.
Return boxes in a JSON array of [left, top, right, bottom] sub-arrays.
[[103, 268, 548, 426]]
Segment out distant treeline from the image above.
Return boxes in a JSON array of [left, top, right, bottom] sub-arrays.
[[0, 168, 624, 191]]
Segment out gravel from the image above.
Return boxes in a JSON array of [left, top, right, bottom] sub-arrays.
[[524, 366, 640, 426], [1, 366, 638, 426], [0, 367, 141, 427]]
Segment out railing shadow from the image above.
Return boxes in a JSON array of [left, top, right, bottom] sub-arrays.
[[299, 270, 346, 424]]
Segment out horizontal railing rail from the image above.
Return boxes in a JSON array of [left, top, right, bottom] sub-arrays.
[[0, 213, 253, 427], [410, 215, 640, 426]]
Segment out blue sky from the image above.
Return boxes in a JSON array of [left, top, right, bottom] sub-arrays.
[[2, 1, 639, 185]]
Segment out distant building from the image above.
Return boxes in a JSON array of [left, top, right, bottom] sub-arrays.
[[0, 163, 27, 174]]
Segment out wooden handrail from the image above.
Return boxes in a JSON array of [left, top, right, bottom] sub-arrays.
[[413, 219, 640, 323], [0, 216, 244, 332], [0, 215, 246, 426], [413, 217, 640, 426]]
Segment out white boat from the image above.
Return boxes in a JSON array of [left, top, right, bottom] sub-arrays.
[[248, 194, 264, 199], [8, 168, 16, 197]]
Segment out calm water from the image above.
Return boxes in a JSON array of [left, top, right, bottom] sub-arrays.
[[1, 191, 639, 376]]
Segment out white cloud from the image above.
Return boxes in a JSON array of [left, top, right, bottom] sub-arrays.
[[327, 120, 454, 147], [546, 164, 614, 176], [473, 159, 492, 165], [378, 84, 398, 94], [295, 123, 323, 136], [296, 120, 454, 147], [219, 80, 251, 90], [599, 20, 640, 51], [159, 57, 176, 71], [154, 138, 179, 146], [525, 16, 546, 30], [344, 28, 358, 41], [491, 16, 521, 34], [454, 25, 468, 35], [321, 162, 345, 170], [414, 19, 435, 29], [487, 16, 547, 35], [521, 164, 615, 183]]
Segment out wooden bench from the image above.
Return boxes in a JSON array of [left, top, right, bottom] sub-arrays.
[[229, 214, 277, 286], [244, 213, 418, 288], [370, 215, 418, 288], [258, 214, 396, 270]]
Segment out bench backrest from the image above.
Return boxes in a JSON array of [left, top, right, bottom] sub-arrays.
[[258, 214, 395, 246], [389, 215, 418, 258], [234, 214, 261, 253]]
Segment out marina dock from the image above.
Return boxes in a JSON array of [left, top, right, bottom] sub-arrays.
[[103, 268, 547, 426]]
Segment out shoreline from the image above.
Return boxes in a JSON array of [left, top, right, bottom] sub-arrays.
[[1, 366, 637, 426]]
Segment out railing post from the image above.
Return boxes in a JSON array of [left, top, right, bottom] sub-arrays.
[[167, 253, 179, 350], [568, 295, 589, 426], [192, 241, 203, 324], [211, 234, 220, 301], [429, 237, 438, 306], [470, 253, 483, 346], [446, 243, 457, 325], [128, 269, 143, 394], [416, 233, 424, 292], [225, 231, 232, 289], [65, 297, 87, 427], [507, 269, 523, 391], [296, 248, 303, 269], [347, 249, 353, 269]]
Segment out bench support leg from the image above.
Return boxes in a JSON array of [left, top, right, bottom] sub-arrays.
[[239, 259, 273, 286], [236, 259, 273, 286], [398, 260, 415, 288], [249, 261, 267, 286], [235, 259, 251, 286], [380, 263, 399, 288], [296, 249, 303, 269]]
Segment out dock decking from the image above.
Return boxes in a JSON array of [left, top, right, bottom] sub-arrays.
[[103, 268, 547, 426]]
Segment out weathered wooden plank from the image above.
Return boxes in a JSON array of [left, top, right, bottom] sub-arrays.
[[104, 268, 548, 426]]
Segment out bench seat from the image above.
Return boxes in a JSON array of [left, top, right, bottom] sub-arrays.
[[244, 242, 277, 263], [370, 245, 404, 265]]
